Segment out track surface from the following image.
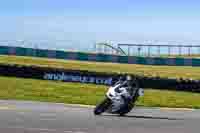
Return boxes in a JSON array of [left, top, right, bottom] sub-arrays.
[[0, 100, 200, 133]]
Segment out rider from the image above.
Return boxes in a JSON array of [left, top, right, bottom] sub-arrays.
[[112, 75, 138, 113], [122, 75, 138, 102], [115, 75, 138, 97]]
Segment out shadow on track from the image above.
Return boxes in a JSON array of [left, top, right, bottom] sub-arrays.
[[101, 114, 183, 121]]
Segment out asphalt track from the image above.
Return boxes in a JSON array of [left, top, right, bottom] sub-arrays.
[[0, 100, 200, 133]]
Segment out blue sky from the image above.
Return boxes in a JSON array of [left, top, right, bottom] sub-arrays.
[[0, 0, 200, 50]]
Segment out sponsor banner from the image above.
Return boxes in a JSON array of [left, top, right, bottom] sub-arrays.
[[175, 58, 184, 66], [0, 63, 116, 86], [128, 56, 137, 64], [47, 50, 56, 58], [67, 52, 78, 60], [137, 57, 147, 64], [184, 58, 192, 66], [88, 53, 97, 61], [192, 59, 200, 66], [146, 57, 155, 65], [166, 58, 176, 65], [0, 46, 9, 55], [8, 47, 16, 55], [109, 55, 118, 63], [43, 72, 113, 85]]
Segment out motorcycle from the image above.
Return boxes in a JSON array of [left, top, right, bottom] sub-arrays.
[[94, 76, 144, 116]]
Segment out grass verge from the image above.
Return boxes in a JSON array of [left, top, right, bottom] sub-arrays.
[[0, 55, 200, 79], [0, 76, 200, 109]]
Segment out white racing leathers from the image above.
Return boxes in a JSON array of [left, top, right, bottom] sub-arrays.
[[106, 82, 137, 113]]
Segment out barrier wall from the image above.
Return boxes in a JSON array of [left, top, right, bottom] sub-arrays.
[[0, 63, 199, 92], [0, 46, 200, 66]]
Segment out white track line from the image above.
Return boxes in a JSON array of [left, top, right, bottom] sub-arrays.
[[8, 126, 88, 133]]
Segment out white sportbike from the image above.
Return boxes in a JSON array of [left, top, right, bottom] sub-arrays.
[[94, 77, 144, 116]]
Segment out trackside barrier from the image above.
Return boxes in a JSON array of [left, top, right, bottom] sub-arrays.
[[0, 63, 199, 92], [0, 46, 200, 66]]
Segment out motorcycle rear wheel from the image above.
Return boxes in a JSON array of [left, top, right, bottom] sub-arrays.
[[119, 102, 135, 116]]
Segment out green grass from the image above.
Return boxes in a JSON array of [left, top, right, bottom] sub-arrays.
[[1, 76, 200, 108], [1, 55, 200, 79]]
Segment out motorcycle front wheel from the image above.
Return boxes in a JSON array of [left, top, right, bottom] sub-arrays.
[[94, 97, 111, 115]]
